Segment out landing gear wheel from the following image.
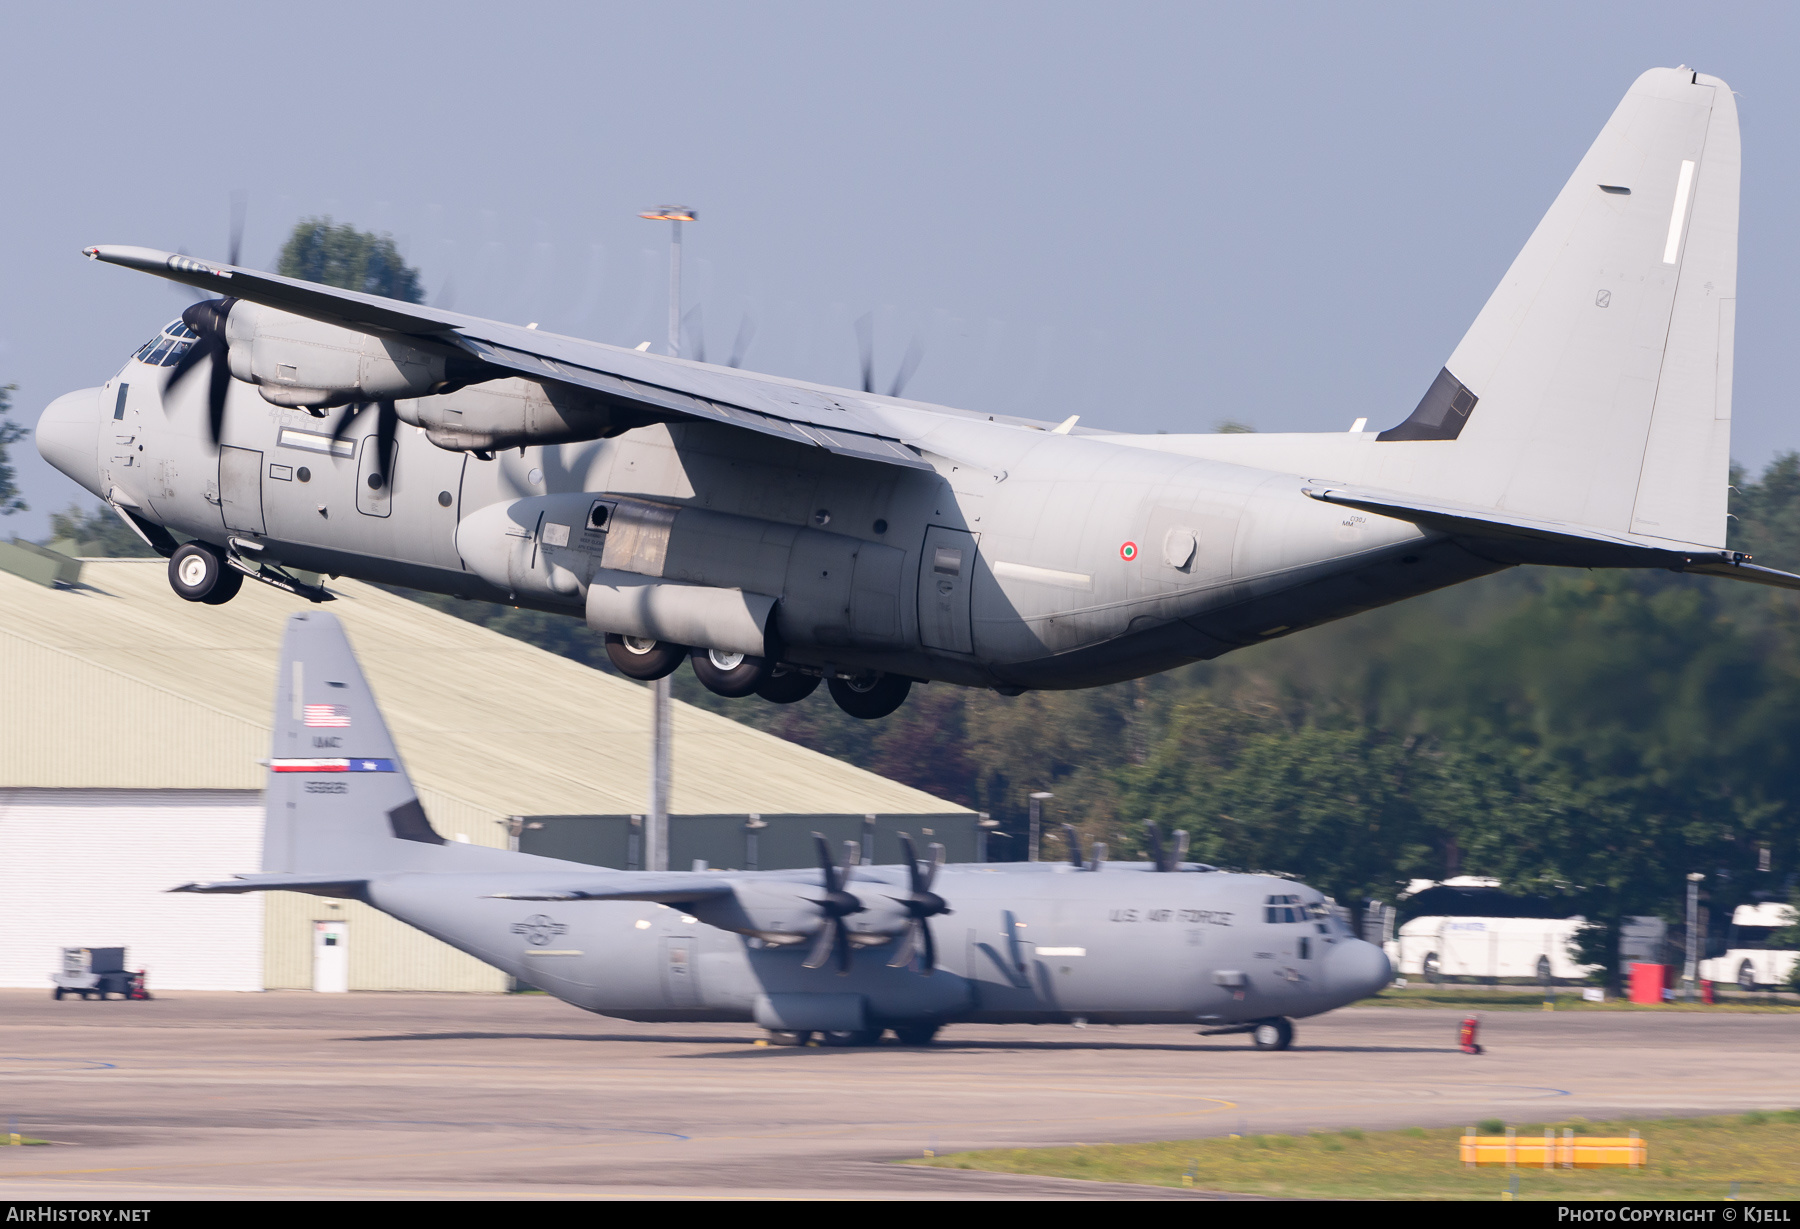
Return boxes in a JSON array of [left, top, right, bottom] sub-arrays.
[[1251, 1018, 1293, 1051], [756, 667, 821, 704], [827, 673, 912, 720], [1739, 960, 1757, 992], [765, 1030, 814, 1047], [605, 634, 686, 680], [892, 1023, 941, 1046], [819, 1029, 882, 1047], [52, 988, 63, 1001], [168, 542, 240, 604], [690, 648, 772, 698]]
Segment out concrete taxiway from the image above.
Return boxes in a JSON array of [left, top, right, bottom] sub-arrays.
[[2, 990, 1796, 1199]]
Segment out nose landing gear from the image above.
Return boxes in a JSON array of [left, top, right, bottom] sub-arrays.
[[167, 542, 243, 605], [1250, 1017, 1294, 1050]]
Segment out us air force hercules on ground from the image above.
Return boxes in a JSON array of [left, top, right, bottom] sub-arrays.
[[178, 610, 1391, 1048]]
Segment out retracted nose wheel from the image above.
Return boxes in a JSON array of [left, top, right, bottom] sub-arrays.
[[690, 648, 772, 698], [1250, 1018, 1293, 1051], [168, 542, 243, 605], [756, 666, 822, 704], [604, 634, 687, 680], [827, 672, 912, 719]]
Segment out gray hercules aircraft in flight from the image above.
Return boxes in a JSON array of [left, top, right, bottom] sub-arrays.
[[39, 68, 1790, 720], [178, 610, 1392, 1048]]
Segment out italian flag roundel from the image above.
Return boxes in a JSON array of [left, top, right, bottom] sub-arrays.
[[1120, 541, 1138, 561]]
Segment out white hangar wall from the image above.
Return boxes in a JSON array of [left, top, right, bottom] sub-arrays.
[[0, 789, 264, 992]]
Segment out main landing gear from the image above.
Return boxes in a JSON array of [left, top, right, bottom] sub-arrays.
[[763, 1024, 941, 1047], [602, 634, 911, 719], [168, 541, 243, 605]]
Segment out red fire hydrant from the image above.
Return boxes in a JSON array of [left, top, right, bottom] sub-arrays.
[[1459, 1016, 1483, 1054]]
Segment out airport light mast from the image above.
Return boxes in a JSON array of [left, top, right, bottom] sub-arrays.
[[638, 205, 696, 872], [1684, 872, 1704, 1001], [1028, 791, 1053, 863]]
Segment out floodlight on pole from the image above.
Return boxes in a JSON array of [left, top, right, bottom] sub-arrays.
[[1028, 792, 1054, 863], [640, 206, 695, 359], [637, 205, 696, 872]]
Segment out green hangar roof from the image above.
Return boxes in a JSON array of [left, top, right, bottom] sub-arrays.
[[0, 559, 968, 819]]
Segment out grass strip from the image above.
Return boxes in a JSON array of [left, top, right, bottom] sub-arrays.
[[902, 1111, 1800, 1199]]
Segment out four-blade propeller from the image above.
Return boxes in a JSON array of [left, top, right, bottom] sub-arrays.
[[1142, 821, 1190, 873], [163, 297, 238, 448], [886, 833, 950, 973], [853, 312, 924, 399], [802, 834, 866, 975]]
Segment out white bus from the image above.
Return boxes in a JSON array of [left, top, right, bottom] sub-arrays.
[[1698, 903, 1798, 990]]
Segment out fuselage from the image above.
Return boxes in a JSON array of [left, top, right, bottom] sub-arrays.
[[369, 861, 1391, 1027], [38, 322, 1504, 692]]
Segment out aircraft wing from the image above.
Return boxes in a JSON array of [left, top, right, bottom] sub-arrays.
[[83, 245, 934, 471], [486, 873, 738, 905], [171, 872, 369, 898], [1303, 483, 1800, 588]]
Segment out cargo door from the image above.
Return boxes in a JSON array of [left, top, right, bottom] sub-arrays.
[[218, 446, 266, 534], [919, 526, 976, 653]]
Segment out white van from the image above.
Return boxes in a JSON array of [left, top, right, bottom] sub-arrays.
[[1698, 903, 1798, 990]]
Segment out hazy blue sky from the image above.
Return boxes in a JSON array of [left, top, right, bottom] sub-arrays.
[[3, 1, 1795, 537]]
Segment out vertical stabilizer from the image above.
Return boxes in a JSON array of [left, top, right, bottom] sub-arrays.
[[262, 611, 444, 873], [1378, 68, 1738, 549]]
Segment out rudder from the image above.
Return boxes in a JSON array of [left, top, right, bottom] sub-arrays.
[[263, 611, 445, 874], [1378, 68, 1738, 550]]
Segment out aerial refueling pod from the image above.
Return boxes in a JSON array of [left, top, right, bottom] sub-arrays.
[[222, 301, 448, 410]]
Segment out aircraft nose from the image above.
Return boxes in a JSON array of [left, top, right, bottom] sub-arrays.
[[1328, 937, 1392, 1001], [36, 387, 104, 493]]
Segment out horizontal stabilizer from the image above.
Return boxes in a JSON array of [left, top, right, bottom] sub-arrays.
[[487, 874, 737, 904], [1303, 483, 1800, 588], [171, 872, 368, 898]]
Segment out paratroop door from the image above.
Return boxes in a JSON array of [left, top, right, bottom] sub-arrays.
[[918, 526, 976, 653]]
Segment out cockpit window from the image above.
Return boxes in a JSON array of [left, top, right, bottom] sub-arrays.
[[132, 319, 197, 368], [1264, 893, 1305, 924]]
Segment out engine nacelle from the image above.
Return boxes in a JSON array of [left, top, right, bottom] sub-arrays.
[[685, 882, 912, 946], [395, 377, 616, 452], [223, 301, 447, 409]]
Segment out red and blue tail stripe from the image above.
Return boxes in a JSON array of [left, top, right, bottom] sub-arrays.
[[269, 758, 397, 773]]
